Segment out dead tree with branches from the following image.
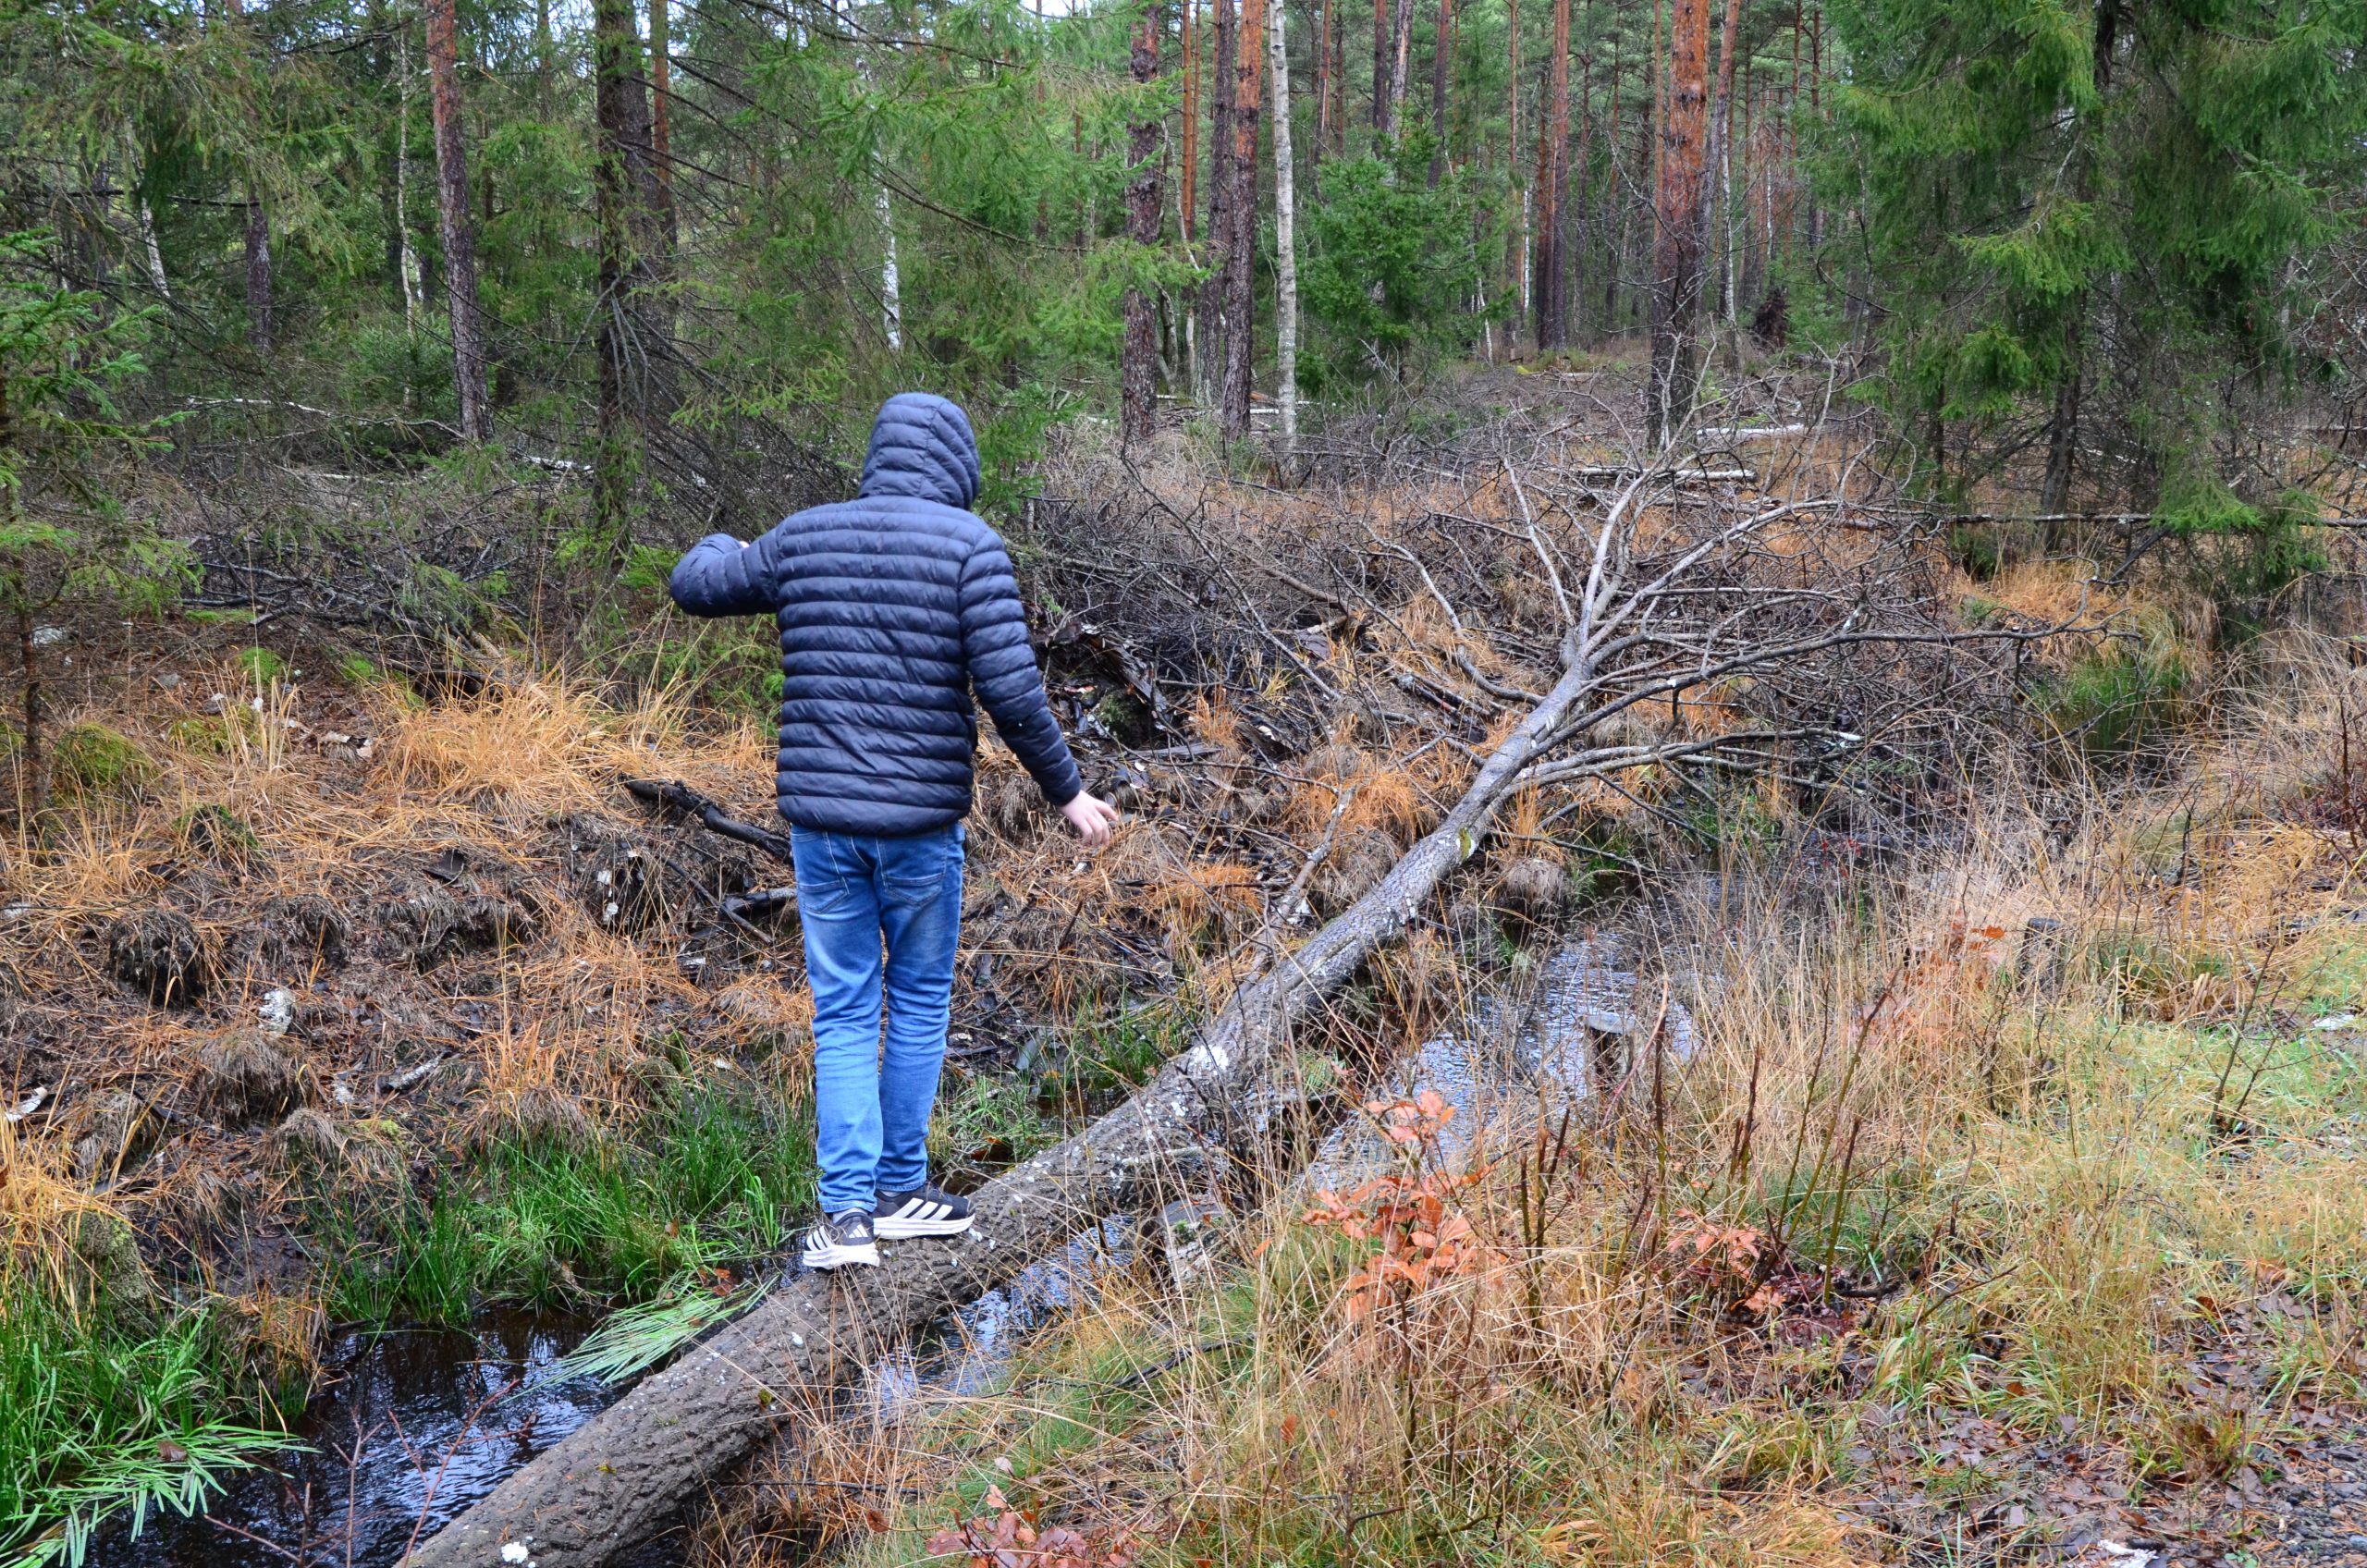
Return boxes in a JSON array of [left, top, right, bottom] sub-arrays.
[[409, 415, 2059, 1568]]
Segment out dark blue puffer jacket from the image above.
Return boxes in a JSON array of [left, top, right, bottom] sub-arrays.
[[668, 394, 1083, 836]]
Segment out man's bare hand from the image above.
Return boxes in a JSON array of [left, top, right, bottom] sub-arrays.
[[1060, 792, 1123, 847]]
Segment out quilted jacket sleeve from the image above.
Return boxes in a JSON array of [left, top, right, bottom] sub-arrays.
[[668, 532, 776, 619], [959, 533, 1083, 809]]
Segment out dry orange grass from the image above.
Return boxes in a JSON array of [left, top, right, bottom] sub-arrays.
[[0, 667, 783, 1154], [1282, 732, 1434, 847], [1184, 686, 1242, 757], [0, 1116, 104, 1263]]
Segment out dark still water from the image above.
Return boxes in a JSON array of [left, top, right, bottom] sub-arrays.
[[87, 1313, 630, 1568]]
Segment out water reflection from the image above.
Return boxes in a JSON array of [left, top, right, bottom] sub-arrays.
[[87, 1313, 622, 1568]]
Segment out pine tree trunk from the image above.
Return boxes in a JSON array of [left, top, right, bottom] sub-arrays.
[[650, 0, 678, 262], [1332, 0, 1347, 153], [1784, 0, 1799, 268], [1532, 0, 1569, 348], [1122, 0, 1164, 447], [1221, 0, 1262, 441], [424, 0, 491, 440], [1602, 38, 1621, 328], [1573, 39, 1591, 339], [1372, 0, 1388, 130], [220, 0, 273, 353], [1428, 0, 1453, 186], [1804, 6, 1820, 251], [593, 0, 660, 536], [1199, 0, 1235, 406], [1385, 0, 1413, 135], [1182, 0, 1198, 243], [1649, 0, 1709, 444], [1269, 0, 1299, 453]]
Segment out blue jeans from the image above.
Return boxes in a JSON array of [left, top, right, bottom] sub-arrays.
[[789, 824, 964, 1215]]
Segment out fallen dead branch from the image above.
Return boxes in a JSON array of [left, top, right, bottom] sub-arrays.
[[621, 778, 794, 864]]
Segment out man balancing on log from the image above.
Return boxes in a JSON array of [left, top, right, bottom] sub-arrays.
[[668, 392, 1123, 1269]]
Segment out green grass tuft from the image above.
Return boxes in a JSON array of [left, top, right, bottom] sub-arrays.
[[324, 1078, 819, 1325], [0, 1265, 302, 1568]]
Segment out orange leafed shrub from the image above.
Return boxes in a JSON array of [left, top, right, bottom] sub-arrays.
[[924, 1487, 1137, 1568], [1859, 917, 2009, 1045], [1664, 1212, 1781, 1317], [1301, 1094, 1499, 1319]]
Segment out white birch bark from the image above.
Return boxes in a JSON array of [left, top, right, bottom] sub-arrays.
[[121, 132, 170, 300], [852, 0, 902, 350], [877, 178, 903, 350], [1268, 0, 1299, 453], [395, 27, 425, 332]]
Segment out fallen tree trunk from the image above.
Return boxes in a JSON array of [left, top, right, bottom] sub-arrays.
[[407, 466, 1977, 1567], [405, 606, 1610, 1568]]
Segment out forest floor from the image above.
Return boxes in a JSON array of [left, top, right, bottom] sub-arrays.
[[708, 724, 2367, 1568], [6, 392, 2367, 1567]]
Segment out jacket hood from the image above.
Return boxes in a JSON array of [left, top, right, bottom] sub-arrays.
[[858, 393, 982, 508]]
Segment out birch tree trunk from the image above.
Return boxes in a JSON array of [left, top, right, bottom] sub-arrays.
[[853, 3, 902, 352], [1506, 0, 1524, 338], [1705, 0, 1742, 329], [1122, 0, 1163, 446], [120, 132, 169, 301], [393, 30, 425, 332], [876, 184, 903, 350], [424, 0, 492, 439], [1649, 0, 1710, 445], [1385, 0, 1413, 136], [1269, 0, 1299, 453]]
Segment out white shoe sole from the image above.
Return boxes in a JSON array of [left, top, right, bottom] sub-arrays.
[[802, 1242, 880, 1269], [874, 1214, 975, 1240]]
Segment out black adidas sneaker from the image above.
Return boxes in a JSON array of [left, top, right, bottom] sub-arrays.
[[801, 1208, 880, 1269], [874, 1183, 975, 1239]]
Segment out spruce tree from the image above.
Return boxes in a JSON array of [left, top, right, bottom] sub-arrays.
[[1831, 0, 2367, 545]]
